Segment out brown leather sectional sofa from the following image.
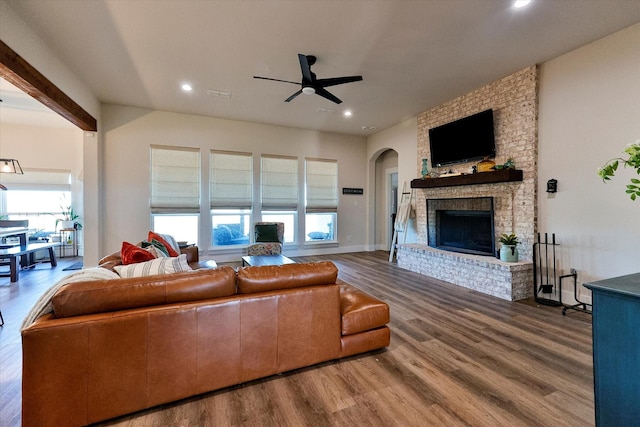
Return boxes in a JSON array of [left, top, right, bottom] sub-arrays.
[[21, 260, 390, 426]]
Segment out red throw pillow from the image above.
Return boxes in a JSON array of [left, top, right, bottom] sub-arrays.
[[148, 231, 180, 257], [121, 241, 156, 265]]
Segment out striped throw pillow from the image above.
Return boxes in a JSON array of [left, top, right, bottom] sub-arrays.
[[114, 254, 191, 278]]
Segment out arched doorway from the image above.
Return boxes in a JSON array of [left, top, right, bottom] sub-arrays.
[[373, 149, 398, 251]]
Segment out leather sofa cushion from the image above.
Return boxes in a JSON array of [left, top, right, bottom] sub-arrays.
[[52, 266, 237, 318], [237, 261, 338, 294], [339, 283, 390, 336]]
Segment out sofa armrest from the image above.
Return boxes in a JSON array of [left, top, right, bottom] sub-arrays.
[[181, 245, 199, 263], [339, 283, 389, 336]]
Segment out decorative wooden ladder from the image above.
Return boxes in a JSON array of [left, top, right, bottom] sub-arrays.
[[389, 182, 414, 262]]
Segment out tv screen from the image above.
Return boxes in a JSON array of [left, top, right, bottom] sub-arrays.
[[428, 109, 496, 168]]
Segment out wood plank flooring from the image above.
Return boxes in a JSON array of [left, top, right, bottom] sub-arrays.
[[0, 251, 594, 426]]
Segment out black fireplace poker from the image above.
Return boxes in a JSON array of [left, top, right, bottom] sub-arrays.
[[532, 232, 592, 315]]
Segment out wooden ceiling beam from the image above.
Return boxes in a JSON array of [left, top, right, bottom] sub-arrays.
[[0, 39, 97, 132]]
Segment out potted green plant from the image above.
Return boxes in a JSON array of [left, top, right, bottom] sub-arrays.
[[499, 233, 519, 262], [56, 205, 81, 230], [597, 141, 640, 200]]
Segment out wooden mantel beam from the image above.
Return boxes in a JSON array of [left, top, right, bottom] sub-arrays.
[[0, 39, 97, 132]]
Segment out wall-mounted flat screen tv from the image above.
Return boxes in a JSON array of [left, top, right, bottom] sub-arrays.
[[428, 109, 496, 168]]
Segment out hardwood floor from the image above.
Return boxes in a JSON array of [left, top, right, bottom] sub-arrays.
[[0, 252, 594, 426]]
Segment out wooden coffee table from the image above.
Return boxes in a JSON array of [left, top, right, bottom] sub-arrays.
[[242, 254, 295, 267]]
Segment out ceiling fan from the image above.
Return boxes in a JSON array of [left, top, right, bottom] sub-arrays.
[[254, 54, 363, 104]]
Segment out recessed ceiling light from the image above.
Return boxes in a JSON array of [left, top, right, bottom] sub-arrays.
[[181, 83, 193, 92], [513, 0, 532, 8], [343, 110, 352, 117]]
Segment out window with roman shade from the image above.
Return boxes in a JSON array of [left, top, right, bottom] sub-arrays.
[[150, 145, 200, 213], [210, 150, 252, 209], [305, 158, 338, 213], [261, 155, 298, 211], [209, 150, 252, 247]]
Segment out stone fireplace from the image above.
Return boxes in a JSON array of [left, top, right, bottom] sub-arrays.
[[397, 66, 537, 301], [428, 197, 495, 257]]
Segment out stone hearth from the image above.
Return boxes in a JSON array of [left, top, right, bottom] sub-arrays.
[[398, 244, 533, 301]]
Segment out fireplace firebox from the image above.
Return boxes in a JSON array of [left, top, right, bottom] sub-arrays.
[[427, 197, 495, 256]]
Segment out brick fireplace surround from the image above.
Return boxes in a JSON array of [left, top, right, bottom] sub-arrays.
[[398, 66, 537, 301]]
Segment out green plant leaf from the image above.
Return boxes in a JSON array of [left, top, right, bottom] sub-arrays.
[[599, 144, 640, 201]]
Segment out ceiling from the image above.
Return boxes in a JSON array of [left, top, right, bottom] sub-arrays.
[[0, 77, 75, 128], [3, 0, 640, 136]]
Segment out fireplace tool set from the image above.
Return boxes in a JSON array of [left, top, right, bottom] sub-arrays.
[[533, 232, 591, 315]]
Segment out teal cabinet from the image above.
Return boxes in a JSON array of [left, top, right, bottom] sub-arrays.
[[585, 273, 640, 426]]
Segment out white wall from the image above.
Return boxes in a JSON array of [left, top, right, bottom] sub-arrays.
[[367, 117, 418, 247], [101, 105, 368, 262], [538, 23, 640, 302]]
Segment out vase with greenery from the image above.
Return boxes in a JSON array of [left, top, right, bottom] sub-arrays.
[[499, 233, 519, 262], [421, 158, 430, 179], [597, 141, 640, 201]]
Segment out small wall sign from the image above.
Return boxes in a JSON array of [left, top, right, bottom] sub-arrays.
[[342, 187, 363, 195]]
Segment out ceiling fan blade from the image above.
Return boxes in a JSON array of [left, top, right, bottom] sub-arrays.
[[316, 88, 342, 104], [254, 76, 300, 85], [315, 75, 363, 88], [284, 89, 303, 102], [298, 54, 313, 83], [258, 55, 357, 104]]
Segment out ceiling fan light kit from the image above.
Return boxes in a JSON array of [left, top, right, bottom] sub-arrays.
[[254, 54, 362, 104]]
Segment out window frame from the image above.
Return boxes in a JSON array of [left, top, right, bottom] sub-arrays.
[[210, 208, 252, 247], [304, 158, 338, 244], [209, 151, 254, 249], [150, 213, 200, 247], [260, 210, 297, 244], [259, 155, 299, 246]]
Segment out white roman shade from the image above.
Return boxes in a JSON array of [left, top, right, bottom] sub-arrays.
[[0, 168, 71, 191], [150, 145, 200, 213], [210, 150, 252, 209], [261, 155, 298, 210], [305, 158, 338, 213]]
